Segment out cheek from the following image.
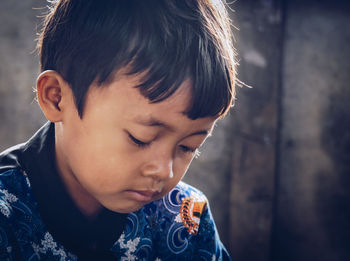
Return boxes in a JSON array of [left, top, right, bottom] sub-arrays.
[[175, 152, 195, 173], [165, 156, 194, 189], [62, 126, 135, 187]]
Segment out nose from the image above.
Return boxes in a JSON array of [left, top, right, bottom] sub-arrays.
[[141, 155, 174, 181]]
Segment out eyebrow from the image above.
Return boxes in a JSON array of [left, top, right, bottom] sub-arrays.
[[134, 116, 211, 137]]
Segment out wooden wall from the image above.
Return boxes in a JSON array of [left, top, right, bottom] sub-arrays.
[[272, 1, 350, 260]]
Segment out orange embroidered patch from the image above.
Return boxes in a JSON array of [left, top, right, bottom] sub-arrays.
[[180, 196, 207, 235]]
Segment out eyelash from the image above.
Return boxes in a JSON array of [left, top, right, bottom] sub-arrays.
[[128, 134, 151, 148], [179, 145, 196, 153], [128, 134, 198, 155]]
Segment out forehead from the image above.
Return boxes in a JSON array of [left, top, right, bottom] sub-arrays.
[[84, 72, 216, 132]]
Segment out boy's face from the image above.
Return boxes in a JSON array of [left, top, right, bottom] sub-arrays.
[[54, 71, 216, 214]]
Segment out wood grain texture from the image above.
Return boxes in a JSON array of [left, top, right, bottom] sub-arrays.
[[227, 1, 283, 260], [272, 1, 350, 260]]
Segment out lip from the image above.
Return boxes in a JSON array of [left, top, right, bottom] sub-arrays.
[[125, 190, 157, 202]]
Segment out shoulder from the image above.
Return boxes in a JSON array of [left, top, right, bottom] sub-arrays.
[[150, 181, 209, 235], [0, 168, 32, 210], [0, 168, 40, 239], [151, 182, 231, 260], [0, 169, 76, 260], [0, 168, 31, 188], [0, 168, 33, 218], [0, 169, 34, 258]]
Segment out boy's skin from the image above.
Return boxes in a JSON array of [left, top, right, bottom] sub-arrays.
[[37, 68, 216, 219]]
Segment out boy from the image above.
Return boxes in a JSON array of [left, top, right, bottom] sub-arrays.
[[0, 0, 236, 260]]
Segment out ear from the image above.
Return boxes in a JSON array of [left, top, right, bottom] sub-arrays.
[[36, 70, 70, 122]]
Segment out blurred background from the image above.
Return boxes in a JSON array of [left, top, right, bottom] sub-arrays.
[[0, 0, 349, 260]]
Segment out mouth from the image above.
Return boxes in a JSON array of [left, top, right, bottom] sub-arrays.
[[125, 190, 158, 202]]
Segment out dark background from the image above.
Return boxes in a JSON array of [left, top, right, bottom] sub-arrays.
[[0, 0, 349, 260]]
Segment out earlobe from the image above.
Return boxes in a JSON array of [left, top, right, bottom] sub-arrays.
[[36, 70, 68, 122]]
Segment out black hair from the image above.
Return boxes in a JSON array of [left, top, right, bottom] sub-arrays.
[[37, 0, 236, 119]]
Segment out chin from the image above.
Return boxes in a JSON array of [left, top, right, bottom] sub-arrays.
[[104, 202, 146, 214]]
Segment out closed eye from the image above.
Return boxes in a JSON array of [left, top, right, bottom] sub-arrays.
[[128, 133, 151, 148], [179, 145, 195, 153], [179, 145, 202, 158], [180, 144, 201, 157]]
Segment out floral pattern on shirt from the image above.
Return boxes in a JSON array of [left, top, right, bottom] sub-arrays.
[[0, 168, 231, 260]]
